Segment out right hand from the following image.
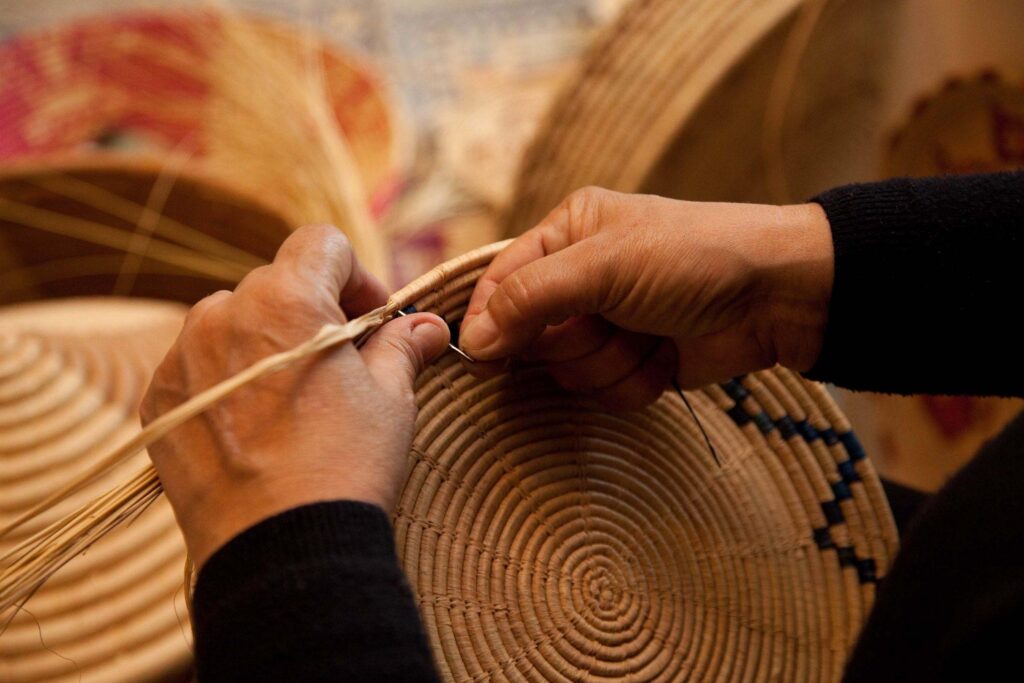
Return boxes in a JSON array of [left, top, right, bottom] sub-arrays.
[[459, 187, 834, 410]]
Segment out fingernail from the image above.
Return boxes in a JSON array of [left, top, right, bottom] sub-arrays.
[[461, 311, 500, 358]]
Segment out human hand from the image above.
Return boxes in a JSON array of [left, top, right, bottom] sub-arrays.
[[460, 188, 833, 409], [141, 225, 450, 569]]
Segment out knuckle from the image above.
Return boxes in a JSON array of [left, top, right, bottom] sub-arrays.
[[185, 290, 229, 322], [561, 186, 611, 241], [234, 265, 276, 298], [244, 269, 321, 319], [495, 273, 533, 323], [187, 303, 228, 341], [271, 282, 314, 312], [297, 224, 351, 261]]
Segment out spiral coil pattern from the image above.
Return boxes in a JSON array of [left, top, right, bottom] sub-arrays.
[[390, 243, 899, 682], [0, 299, 189, 683]]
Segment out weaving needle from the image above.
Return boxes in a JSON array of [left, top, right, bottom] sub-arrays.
[[394, 308, 475, 363]]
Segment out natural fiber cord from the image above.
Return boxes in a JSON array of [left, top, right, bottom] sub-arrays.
[[2, 242, 898, 682]]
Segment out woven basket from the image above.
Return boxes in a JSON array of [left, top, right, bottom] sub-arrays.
[[0, 157, 292, 306], [505, 0, 1024, 232], [0, 9, 412, 281], [0, 9, 410, 215], [503, 0, 802, 234], [0, 298, 189, 683], [387, 241, 898, 681]]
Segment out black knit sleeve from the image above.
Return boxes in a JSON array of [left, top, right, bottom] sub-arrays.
[[191, 500, 439, 683], [804, 171, 1024, 397]]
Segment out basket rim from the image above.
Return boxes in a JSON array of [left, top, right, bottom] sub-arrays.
[[501, 0, 801, 237]]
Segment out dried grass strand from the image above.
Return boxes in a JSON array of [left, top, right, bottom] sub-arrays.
[[0, 256, 211, 300], [114, 150, 193, 296], [0, 198, 253, 282], [28, 174, 267, 269], [199, 18, 389, 280]]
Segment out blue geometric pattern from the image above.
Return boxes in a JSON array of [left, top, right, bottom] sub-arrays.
[[720, 379, 878, 584]]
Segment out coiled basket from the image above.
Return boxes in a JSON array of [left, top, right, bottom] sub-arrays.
[[389, 241, 899, 681]]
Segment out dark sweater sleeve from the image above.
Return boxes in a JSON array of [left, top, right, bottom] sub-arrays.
[[192, 500, 439, 683], [805, 171, 1024, 397]]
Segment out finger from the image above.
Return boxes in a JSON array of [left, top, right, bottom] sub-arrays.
[[464, 218, 573, 323], [547, 329, 657, 392], [462, 314, 609, 379], [270, 224, 388, 315], [463, 187, 614, 324], [460, 239, 609, 360], [361, 313, 450, 399], [461, 356, 509, 380], [523, 315, 612, 362], [591, 337, 677, 412]]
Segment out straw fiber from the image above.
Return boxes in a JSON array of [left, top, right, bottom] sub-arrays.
[[0, 299, 189, 682], [0, 10, 410, 281]]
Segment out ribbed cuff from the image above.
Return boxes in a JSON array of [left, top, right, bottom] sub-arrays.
[[194, 499, 396, 606], [804, 179, 924, 385], [805, 171, 1024, 396]]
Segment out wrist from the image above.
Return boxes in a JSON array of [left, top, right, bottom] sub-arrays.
[[180, 470, 397, 570], [754, 202, 834, 372]]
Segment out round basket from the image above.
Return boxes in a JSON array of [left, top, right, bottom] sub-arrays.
[[387, 241, 898, 681], [505, 0, 1024, 232], [0, 9, 410, 215], [0, 9, 411, 280], [0, 298, 189, 683], [0, 157, 292, 306]]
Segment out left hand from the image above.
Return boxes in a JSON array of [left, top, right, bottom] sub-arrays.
[[141, 225, 450, 570]]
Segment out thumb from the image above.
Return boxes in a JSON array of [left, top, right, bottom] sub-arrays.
[[361, 313, 450, 398], [461, 240, 608, 360]]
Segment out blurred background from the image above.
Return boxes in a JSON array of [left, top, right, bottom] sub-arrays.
[[1, 1, 1022, 680]]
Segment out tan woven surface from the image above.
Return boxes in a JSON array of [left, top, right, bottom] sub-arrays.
[[503, 0, 802, 235], [0, 299, 189, 683], [389, 242, 898, 681]]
